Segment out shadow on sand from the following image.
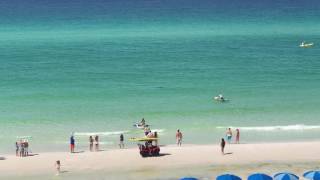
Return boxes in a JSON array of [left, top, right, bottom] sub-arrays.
[[157, 153, 171, 157], [224, 152, 233, 155], [0, 157, 6, 160], [72, 151, 85, 154], [28, 153, 39, 157]]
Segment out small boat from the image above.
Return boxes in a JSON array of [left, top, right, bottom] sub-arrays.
[[300, 42, 314, 48]]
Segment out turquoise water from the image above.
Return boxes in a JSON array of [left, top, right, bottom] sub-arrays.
[[1, 0, 320, 153]]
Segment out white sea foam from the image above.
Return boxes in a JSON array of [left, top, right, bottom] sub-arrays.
[[16, 136, 33, 139], [151, 129, 165, 133], [216, 124, 320, 131], [74, 131, 129, 136]]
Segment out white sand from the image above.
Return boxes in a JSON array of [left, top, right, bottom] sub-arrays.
[[0, 141, 320, 178]]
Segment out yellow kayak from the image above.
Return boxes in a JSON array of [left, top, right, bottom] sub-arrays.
[[129, 137, 159, 142]]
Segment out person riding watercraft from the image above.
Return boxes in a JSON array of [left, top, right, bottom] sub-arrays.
[[214, 94, 225, 102]]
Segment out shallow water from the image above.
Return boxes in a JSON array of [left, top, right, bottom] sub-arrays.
[[1, 0, 320, 153]]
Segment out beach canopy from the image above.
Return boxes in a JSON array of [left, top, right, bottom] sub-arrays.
[[274, 173, 299, 180], [248, 173, 272, 180], [180, 177, 198, 180], [304, 171, 320, 180], [217, 174, 242, 180]]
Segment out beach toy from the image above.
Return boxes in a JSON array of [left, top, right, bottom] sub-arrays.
[[303, 171, 320, 180], [274, 173, 299, 180], [180, 177, 198, 180], [217, 174, 242, 180], [248, 173, 272, 180]]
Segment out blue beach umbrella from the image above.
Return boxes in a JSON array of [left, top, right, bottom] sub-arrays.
[[304, 171, 320, 180], [180, 177, 198, 180], [217, 174, 242, 180], [274, 173, 299, 180], [248, 173, 272, 180]]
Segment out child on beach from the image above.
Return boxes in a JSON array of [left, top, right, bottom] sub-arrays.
[[55, 160, 61, 175], [221, 138, 226, 155], [119, 134, 124, 149], [176, 129, 182, 146]]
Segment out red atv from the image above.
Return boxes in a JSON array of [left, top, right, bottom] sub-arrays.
[[138, 143, 160, 157]]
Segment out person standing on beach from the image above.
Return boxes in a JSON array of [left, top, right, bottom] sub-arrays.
[[20, 140, 24, 157], [89, 136, 94, 151], [119, 134, 124, 149], [15, 141, 19, 156], [70, 135, 75, 153], [154, 131, 158, 146], [235, 129, 240, 144], [94, 135, 99, 151], [176, 129, 183, 146], [24, 140, 29, 156], [226, 128, 232, 144], [221, 138, 226, 155]]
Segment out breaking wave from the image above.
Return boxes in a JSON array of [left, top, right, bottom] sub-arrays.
[[216, 124, 320, 131]]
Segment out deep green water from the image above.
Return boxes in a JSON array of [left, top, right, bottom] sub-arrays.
[[1, 0, 320, 153]]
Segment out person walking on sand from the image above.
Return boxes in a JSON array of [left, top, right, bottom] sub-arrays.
[[94, 135, 99, 151], [89, 136, 94, 151], [55, 160, 61, 175], [235, 129, 240, 144], [70, 135, 75, 153], [221, 138, 226, 155], [226, 128, 232, 144], [176, 129, 183, 146], [119, 134, 124, 149]]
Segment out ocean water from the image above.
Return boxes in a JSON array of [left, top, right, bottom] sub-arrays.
[[1, 0, 320, 153]]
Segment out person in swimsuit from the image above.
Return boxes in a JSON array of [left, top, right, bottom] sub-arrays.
[[15, 141, 19, 156], [94, 135, 99, 151], [235, 129, 240, 144], [89, 136, 94, 151], [176, 129, 183, 146], [70, 135, 75, 153], [119, 134, 124, 149], [226, 128, 232, 144], [140, 118, 146, 126]]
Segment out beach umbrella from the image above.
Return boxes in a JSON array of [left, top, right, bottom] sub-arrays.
[[303, 171, 320, 180], [217, 174, 242, 180], [180, 177, 198, 180], [274, 173, 299, 180], [248, 173, 272, 180]]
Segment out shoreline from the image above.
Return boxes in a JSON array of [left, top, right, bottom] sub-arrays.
[[1, 141, 320, 179]]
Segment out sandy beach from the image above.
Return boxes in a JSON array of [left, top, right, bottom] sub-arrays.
[[1, 141, 320, 179]]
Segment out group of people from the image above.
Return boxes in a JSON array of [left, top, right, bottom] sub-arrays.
[[15, 139, 29, 157], [225, 128, 240, 144], [69, 133, 126, 153], [89, 135, 100, 152], [221, 128, 240, 155]]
